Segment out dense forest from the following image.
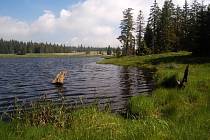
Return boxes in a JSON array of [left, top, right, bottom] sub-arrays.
[[119, 0, 210, 56], [0, 39, 107, 54]]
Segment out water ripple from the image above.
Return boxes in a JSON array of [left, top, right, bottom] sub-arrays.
[[0, 57, 154, 113]]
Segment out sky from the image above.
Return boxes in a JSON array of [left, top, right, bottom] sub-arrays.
[[0, 0, 209, 47]]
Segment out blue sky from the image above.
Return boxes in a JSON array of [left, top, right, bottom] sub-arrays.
[[0, 0, 81, 22]]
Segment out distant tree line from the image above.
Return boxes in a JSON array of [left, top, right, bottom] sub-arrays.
[[0, 38, 107, 54], [119, 0, 210, 56]]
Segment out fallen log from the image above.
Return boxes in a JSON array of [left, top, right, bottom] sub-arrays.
[[177, 65, 189, 88], [52, 71, 68, 85]]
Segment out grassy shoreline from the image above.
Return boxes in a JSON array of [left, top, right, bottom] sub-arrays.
[[100, 51, 210, 139], [1, 51, 210, 139]]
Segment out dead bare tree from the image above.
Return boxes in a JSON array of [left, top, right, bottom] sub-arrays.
[[177, 65, 189, 88]]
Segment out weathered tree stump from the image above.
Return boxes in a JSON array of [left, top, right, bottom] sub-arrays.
[[177, 65, 189, 88], [52, 71, 68, 85]]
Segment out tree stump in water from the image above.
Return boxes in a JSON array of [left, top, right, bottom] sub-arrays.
[[52, 71, 68, 85], [177, 65, 189, 88]]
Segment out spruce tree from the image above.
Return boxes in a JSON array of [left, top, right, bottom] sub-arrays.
[[118, 8, 135, 56], [136, 10, 145, 55], [174, 6, 183, 51], [148, 0, 161, 53], [192, 2, 208, 56], [189, 0, 202, 51], [159, 0, 175, 52], [144, 24, 153, 50], [181, 0, 190, 50], [107, 45, 112, 55]]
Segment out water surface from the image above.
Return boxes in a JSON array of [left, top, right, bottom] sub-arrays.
[[0, 57, 153, 113]]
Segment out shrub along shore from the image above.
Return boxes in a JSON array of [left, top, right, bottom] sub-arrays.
[[1, 51, 210, 140]]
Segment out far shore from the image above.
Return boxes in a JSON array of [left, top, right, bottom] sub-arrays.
[[0, 51, 108, 58]]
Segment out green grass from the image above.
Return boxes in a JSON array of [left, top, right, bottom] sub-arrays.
[[100, 51, 210, 139], [0, 106, 171, 140], [1, 51, 210, 139]]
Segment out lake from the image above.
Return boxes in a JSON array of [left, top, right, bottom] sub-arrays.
[[0, 57, 153, 113]]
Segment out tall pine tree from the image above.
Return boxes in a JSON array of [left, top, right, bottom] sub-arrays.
[[118, 8, 135, 56], [159, 0, 176, 52], [148, 0, 161, 53], [136, 10, 145, 55], [144, 23, 153, 51], [174, 6, 183, 51]]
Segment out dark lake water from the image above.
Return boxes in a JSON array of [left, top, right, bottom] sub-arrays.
[[0, 57, 153, 113]]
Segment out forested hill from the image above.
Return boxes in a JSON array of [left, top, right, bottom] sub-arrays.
[[0, 39, 107, 54]]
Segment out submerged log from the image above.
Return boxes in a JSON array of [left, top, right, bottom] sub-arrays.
[[177, 65, 189, 88], [52, 71, 68, 85]]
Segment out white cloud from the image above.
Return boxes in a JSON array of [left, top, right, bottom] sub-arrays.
[[0, 16, 30, 38], [60, 9, 71, 18], [0, 0, 208, 47], [31, 10, 56, 33]]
